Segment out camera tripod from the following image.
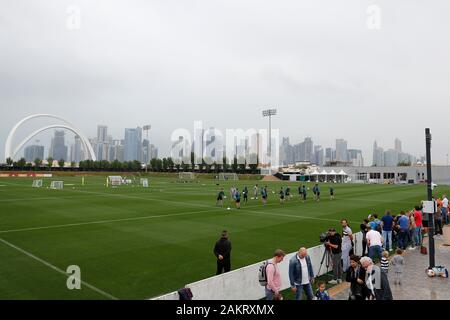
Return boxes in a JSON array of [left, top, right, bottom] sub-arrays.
[[317, 245, 333, 277]]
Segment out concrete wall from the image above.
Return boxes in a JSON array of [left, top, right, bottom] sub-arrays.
[[151, 232, 364, 300]]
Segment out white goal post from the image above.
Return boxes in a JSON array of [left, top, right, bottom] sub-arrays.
[[108, 176, 123, 187], [140, 178, 149, 187], [32, 180, 43, 188], [219, 173, 239, 181], [178, 172, 196, 181], [50, 181, 64, 189]]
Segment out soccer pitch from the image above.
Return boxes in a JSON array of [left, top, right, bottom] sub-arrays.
[[0, 176, 448, 300]]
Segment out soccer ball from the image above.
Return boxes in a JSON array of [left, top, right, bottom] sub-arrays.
[[227, 207, 231, 210], [224, 196, 227, 199], [427, 269, 436, 277]]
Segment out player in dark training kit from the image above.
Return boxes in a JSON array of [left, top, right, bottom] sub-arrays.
[[279, 187, 285, 204], [243, 186, 248, 204], [329, 186, 335, 200], [216, 188, 225, 207]]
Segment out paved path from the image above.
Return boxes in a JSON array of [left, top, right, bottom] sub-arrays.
[[329, 233, 450, 300]]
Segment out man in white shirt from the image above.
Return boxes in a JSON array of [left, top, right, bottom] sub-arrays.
[[442, 194, 449, 225], [366, 226, 383, 262], [288, 247, 315, 300], [341, 219, 353, 272]]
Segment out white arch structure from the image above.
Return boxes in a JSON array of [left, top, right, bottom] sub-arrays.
[[5, 114, 96, 161]]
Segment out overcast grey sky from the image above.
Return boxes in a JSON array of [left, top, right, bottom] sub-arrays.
[[1, 0, 449, 164]]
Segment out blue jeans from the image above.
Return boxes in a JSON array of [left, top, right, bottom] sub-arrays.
[[398, 230, 408, 249], [413, 227, 422, 247], [265, 287, 274, 300], [442, 208, 448, 225], [368, 245, 382, 262], [295, 283, 314, 300], [381, 230, 392, 250]]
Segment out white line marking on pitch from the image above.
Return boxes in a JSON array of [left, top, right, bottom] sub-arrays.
[[0, 237, 118, 300]]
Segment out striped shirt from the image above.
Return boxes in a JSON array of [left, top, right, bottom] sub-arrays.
[[380, 257, 389, 273]]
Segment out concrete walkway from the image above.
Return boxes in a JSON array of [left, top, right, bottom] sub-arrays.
[[329, 234, 450, 300]]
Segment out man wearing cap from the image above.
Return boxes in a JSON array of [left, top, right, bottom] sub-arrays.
[[325, 228, 343, 284]]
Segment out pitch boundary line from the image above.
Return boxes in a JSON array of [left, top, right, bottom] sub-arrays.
[[0, 237, 118, 300]]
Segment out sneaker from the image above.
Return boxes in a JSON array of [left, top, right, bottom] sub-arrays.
[[408, 246, 416, 250], [328, 280, 338, 285], [337, 279, 342, 284], [389, 249, 393, 252]]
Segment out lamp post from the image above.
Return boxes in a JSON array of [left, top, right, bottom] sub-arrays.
[[143, 125, 151, 173], [262, 109, 277, 174], [425, 128, 435, 268]]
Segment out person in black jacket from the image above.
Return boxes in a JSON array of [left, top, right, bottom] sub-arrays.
[[214, 230, 232, 275], [345, 255, 367, 300]]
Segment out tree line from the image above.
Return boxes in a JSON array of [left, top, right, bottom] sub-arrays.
[[3, 153, 260, 174]]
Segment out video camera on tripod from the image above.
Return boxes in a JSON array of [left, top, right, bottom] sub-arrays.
[[317, 228, 336, 278], [319, 231, 331, 243]]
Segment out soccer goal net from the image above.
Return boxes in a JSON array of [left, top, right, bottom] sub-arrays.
[[108, 176, 123, 187], [219, 173, 239, 181], [178, 172, 196, 181], [50, 181, 64, 189], [32, 180, 43, 188], [140, 178, 149, 188]]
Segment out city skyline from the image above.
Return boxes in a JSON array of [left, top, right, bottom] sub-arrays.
[[6, 120, 427, 168]]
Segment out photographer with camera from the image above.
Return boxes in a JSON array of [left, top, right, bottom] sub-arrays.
[[325, 228, 343, 285]]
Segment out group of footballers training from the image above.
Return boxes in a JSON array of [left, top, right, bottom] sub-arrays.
[[216, 183, 335, 209]]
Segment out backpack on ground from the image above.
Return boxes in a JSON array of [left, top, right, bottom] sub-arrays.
[[258, 261, 274, 286]]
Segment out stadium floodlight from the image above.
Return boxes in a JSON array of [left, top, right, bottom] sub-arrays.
[[262, 108, 277, 174], [262, 109, 277, 117]]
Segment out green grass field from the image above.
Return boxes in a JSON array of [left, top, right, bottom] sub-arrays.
[[0, 175, 448, 300]]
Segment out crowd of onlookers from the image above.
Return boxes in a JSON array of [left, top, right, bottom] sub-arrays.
[[211, 194, 449, 300]]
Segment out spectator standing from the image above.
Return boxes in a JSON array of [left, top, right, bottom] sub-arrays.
[[397, 211, 410, 250], [366, 226, 383, 262], [381, 210, 394, 251], [380, 251, 390, 273], [443, 194, 449, 225], [213, 230, 232, 275], [265, 249, 286, 300], [360, 257, 393, 300], [345, 255, 366, 300], [360, 219, 370, 256], [391, 249, 405, 285], [341, 219, 353, 272], [288, 247, 315, 300], [408, 211, 416, 250], [434, 201, 443, 236], [441, 194, 449, 224], [325, 228, 343, 284], [369, 214, 381, 232], [413, 206, 423, 247]]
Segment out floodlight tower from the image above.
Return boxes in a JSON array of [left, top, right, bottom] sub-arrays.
[[262, 108, 277, 174], [143, 125, 151, 173]]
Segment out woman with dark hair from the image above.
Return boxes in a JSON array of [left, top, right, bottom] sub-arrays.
[[360, 219, 369, 256], [345, 255, 367, 300]]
